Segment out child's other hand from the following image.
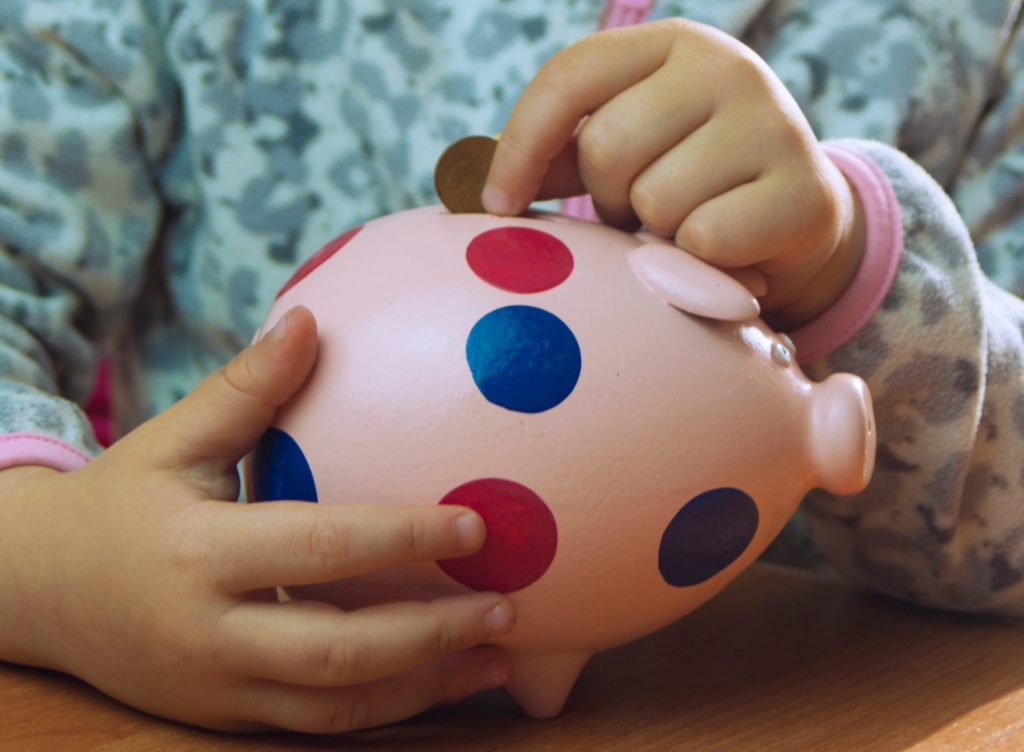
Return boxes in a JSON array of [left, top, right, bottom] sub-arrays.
[[0, 307, 514, 733], [485, 19, 865, 329]]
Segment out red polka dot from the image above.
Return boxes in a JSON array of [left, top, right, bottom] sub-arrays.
[[437, 478, 557, 593], [276, 225, 363, 299], [467, 227, 573, 293]]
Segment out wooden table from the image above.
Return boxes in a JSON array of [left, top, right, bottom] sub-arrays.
[[3, 564, 1022, 751]]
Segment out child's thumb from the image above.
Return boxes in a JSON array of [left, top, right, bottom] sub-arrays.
[[143, 306, 318, 472]]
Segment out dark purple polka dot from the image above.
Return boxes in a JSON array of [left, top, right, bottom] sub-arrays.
[[658, 488, 758, 587]]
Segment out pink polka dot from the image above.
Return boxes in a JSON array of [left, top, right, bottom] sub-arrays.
[[276, 225, 363, 299], [467, 227, 573, 293], [437, 478, 557, 593]]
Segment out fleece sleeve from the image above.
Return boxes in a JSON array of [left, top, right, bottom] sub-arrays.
[[795, 137, 1024, 618], [0, 1, 175, 466]]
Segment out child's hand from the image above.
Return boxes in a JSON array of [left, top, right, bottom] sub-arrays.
[[484, 18, 865, 329], [0, 307, 514, 733]]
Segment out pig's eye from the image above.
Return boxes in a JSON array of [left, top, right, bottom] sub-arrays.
[[771, 333, 797, 367], [771, 340, 793, 367], [251, 427, 318, 503], [658, 488, 759, 587]]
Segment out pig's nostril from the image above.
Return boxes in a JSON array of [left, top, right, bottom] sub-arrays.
[[437, 478, 558, 593]]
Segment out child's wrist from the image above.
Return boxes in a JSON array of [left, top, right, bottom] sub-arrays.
[[763, 172, 867, 330], [0, 467, 70, 670], [0, 465, 62, 500]]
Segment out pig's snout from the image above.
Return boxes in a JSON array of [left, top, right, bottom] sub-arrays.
[[807, 373, 876, 495]]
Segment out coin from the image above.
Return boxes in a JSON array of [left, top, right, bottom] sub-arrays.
[[434, 135, 499, 213]]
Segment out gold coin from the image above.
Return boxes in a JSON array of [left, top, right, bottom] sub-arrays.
[[434, 135, 499, 214]]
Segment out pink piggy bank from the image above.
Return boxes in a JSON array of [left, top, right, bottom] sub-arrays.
[[246, 205, 875, 719]]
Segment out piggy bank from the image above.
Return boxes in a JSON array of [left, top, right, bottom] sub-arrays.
[[246, 205, 875, 719]]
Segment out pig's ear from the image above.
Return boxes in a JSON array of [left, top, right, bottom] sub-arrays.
[[627, 244, 760, 322]]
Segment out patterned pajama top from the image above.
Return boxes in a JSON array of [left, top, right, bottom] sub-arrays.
[[0, 0, 1022, 616]]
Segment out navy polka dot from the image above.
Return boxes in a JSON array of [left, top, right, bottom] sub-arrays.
[[252, 427, 318, 502], [658, 488, 758, 587], [466, 305, 581, 413]]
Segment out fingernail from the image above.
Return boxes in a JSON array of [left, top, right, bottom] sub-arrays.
[[263, 309, 293, 344], [480, 656, 511, 689], [455, 512, 486, 551], [482, 184, 512, 215], [483, 601, 515, 637]]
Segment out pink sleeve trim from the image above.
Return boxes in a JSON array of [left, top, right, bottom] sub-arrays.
[[788, 143, 904, 364], [599, 0, 653, 29], [0, 433, 92, 472], [561, 195, 600, 221]]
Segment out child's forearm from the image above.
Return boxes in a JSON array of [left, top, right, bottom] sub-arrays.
[[798, 139, 1024, 617]]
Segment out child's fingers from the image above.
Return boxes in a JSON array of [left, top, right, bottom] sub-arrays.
[[139, 305, 318, 476], [723, 267, 769, 297], [239, 648, 509, 733], [629, 117, 763, 238], [484, 22, 680, 215], [575, 64, 716, 227], [204, 502, 486, 593], [217, 596, 514, 688], [532, 136, 586, 201], [675, 173, 816, 269]]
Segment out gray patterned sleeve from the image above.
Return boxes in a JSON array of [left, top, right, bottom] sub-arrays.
[[0, 1, 175, 455], [798, 138, 1024, 618], [739, 0, 1024, 616]]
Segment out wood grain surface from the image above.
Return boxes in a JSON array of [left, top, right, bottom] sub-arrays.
[[2, 564, 1021, 751]]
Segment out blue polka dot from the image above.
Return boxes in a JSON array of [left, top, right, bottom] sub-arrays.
[[251, 427, 318, 503], [466, 305, 581, 414], [658, 488, 758, 587]]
